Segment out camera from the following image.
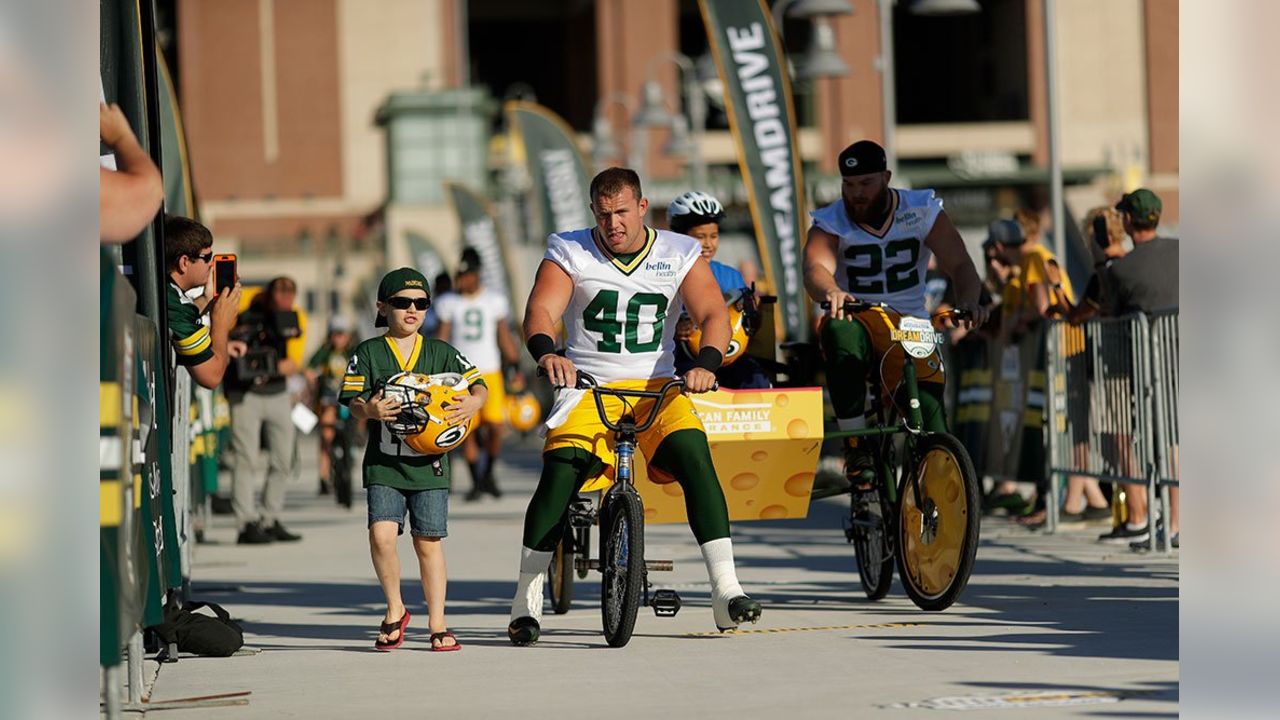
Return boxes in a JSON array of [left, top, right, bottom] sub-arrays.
[[231, 309, 301, 385]]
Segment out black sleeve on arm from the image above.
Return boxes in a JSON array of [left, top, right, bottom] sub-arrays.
[[694, 346, 723, 372], [526, 333, 557, 363]]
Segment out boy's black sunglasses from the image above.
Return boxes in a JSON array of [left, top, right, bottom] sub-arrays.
[[386, 296, 430, 311]]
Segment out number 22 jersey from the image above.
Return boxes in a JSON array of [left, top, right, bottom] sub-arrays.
[[544, 226, 703, 384], [809, 188, 944, 318]]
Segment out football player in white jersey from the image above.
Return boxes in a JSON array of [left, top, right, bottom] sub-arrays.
[[803, 140, 988, 490], [506, 168, 762, 645], [435, 247, 520, 500]]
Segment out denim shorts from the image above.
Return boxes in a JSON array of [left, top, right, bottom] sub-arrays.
[[367, 485, 449, 538]]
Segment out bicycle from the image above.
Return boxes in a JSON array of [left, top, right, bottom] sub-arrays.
[[328, 403, 356, 509], [820, 299, 982, 611], [540, 369, 690, 647]]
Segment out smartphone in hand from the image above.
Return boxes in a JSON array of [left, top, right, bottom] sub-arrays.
[[214, 254, 237, 294], [1092, 216, 1110, 251]]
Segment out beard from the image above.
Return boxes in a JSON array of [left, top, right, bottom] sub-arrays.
[[843, 184, 891, 224]]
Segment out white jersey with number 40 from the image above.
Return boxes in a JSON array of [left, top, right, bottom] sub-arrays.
[[545, 226, 702, 385], [810, 188, 943, 318], [433, 290, 509, 373]]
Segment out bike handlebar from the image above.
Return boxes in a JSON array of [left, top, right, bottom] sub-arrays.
[[536, 367, 713, 434], [819, 299, 971, 322]]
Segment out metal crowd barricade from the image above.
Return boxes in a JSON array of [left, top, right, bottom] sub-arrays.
[[1045, 314, 1155, 540], [1147, 310, 1179, 549]]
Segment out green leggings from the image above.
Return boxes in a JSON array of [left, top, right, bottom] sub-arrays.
[[819, 317, 948, 434], [522, 429, 731, 551]]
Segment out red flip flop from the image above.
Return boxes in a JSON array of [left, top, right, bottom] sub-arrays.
[[430, 630, 461, 652], [374, 610, 411, 651]]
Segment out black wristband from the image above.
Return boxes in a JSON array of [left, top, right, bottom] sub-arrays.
[[694, 346, 723, 372], [526, 333, 557, 363]]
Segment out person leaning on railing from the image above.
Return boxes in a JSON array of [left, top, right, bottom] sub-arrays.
[[163, 215, 242, 389], [997, 211, 1076, 528], [1094, 189, 1180, 548]]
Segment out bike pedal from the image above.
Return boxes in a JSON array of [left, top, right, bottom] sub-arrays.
[[651, 589, 681, 617]]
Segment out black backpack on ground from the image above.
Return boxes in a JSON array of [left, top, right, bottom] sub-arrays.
[[152, 600, 245, 657]]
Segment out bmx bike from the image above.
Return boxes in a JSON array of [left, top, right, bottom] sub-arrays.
[[540, 369, 694, 647], [820, 300, 982, 611]]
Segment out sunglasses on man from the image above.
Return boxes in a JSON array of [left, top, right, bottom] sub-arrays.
[[190, 251, 214, 264], [386, 296, 430, 311]]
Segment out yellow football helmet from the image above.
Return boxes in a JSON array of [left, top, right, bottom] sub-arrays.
[[681, 292, 750, 367], [381, 372, 478, 455], [506, 392, 542, 433]]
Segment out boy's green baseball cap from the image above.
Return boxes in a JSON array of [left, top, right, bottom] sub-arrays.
[[1114, 188, 1162, 224], [375, 267, 430, 327]]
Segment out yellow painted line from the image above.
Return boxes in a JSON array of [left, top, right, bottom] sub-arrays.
[[682, 621, 924, 638]]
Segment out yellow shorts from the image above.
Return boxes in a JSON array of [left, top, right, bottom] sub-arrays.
[[480, 371, 507, 425], [819, 306, 947, 404], [543, 378, 705, 492]]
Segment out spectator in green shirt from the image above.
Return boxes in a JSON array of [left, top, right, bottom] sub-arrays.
[[164, 215, 241, 389]]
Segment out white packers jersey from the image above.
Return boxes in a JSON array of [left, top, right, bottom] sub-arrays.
[[433, 289, 510, 373], [809, 188, 943, 318], [545, 226, 702, 384]]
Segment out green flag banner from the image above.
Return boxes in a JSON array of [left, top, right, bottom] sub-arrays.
[[446, 182, 518, 310], [698, 0, 808, 340], [405, 232, 446, 291], [506, 101, 592, 240]]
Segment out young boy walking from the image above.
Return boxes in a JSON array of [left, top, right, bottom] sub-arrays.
[[340, 268, 487, 651]]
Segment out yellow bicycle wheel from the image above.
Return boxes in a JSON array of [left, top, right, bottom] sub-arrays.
[[896, 433, 980, 610]]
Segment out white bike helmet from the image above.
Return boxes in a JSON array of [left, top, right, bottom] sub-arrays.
[[667, 191, 726, 234]]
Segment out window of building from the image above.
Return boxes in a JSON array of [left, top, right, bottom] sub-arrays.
[[893, 0, 1029, 124]]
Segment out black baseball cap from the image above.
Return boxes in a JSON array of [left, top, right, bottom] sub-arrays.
[[375, 267, 430, 327], [838, 140, 888, 177], [986, 218, 1025, 247], [457, 247, 482, 276]]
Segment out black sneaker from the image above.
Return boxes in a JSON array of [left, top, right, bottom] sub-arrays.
[[237, 522, 274, 545], [508, 617, 540, 646], [843, 444, 877, 490], [267, 521, 302, 542], [1098, 523, 1149, 544], [465, 487, 485, 503], [1083, 505, 1113, 522], [1059, 505, 1112, 523]]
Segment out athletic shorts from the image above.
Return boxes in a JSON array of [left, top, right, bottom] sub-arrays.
[[543, 378, 705, 492], [479, 371, 507, 426], [819, 306, 947, 400]]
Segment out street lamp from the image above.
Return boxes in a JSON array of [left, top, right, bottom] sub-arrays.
[[591, 92, 638, 173], [797, 17, 850, 80], [636, 52, 709, 190], [909, 0, 982, 15], [771, 0, 853, 80]]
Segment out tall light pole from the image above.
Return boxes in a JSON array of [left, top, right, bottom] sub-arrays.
[[1043, 0, 1066, 263], [877, 0, 898, 176]]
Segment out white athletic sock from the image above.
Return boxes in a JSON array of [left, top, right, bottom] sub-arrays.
[[700, 538, 745, 628], [509, 546, 552, 623]]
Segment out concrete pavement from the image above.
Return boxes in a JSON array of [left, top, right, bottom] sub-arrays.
[[139, 434, 1178, 718]]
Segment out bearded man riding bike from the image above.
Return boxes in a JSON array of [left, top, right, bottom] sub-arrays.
[[802, 141, 988, 489]]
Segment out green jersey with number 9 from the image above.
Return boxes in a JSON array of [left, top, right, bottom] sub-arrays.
[[544, 226, 702, 384], [810, 188, 943, 318]]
